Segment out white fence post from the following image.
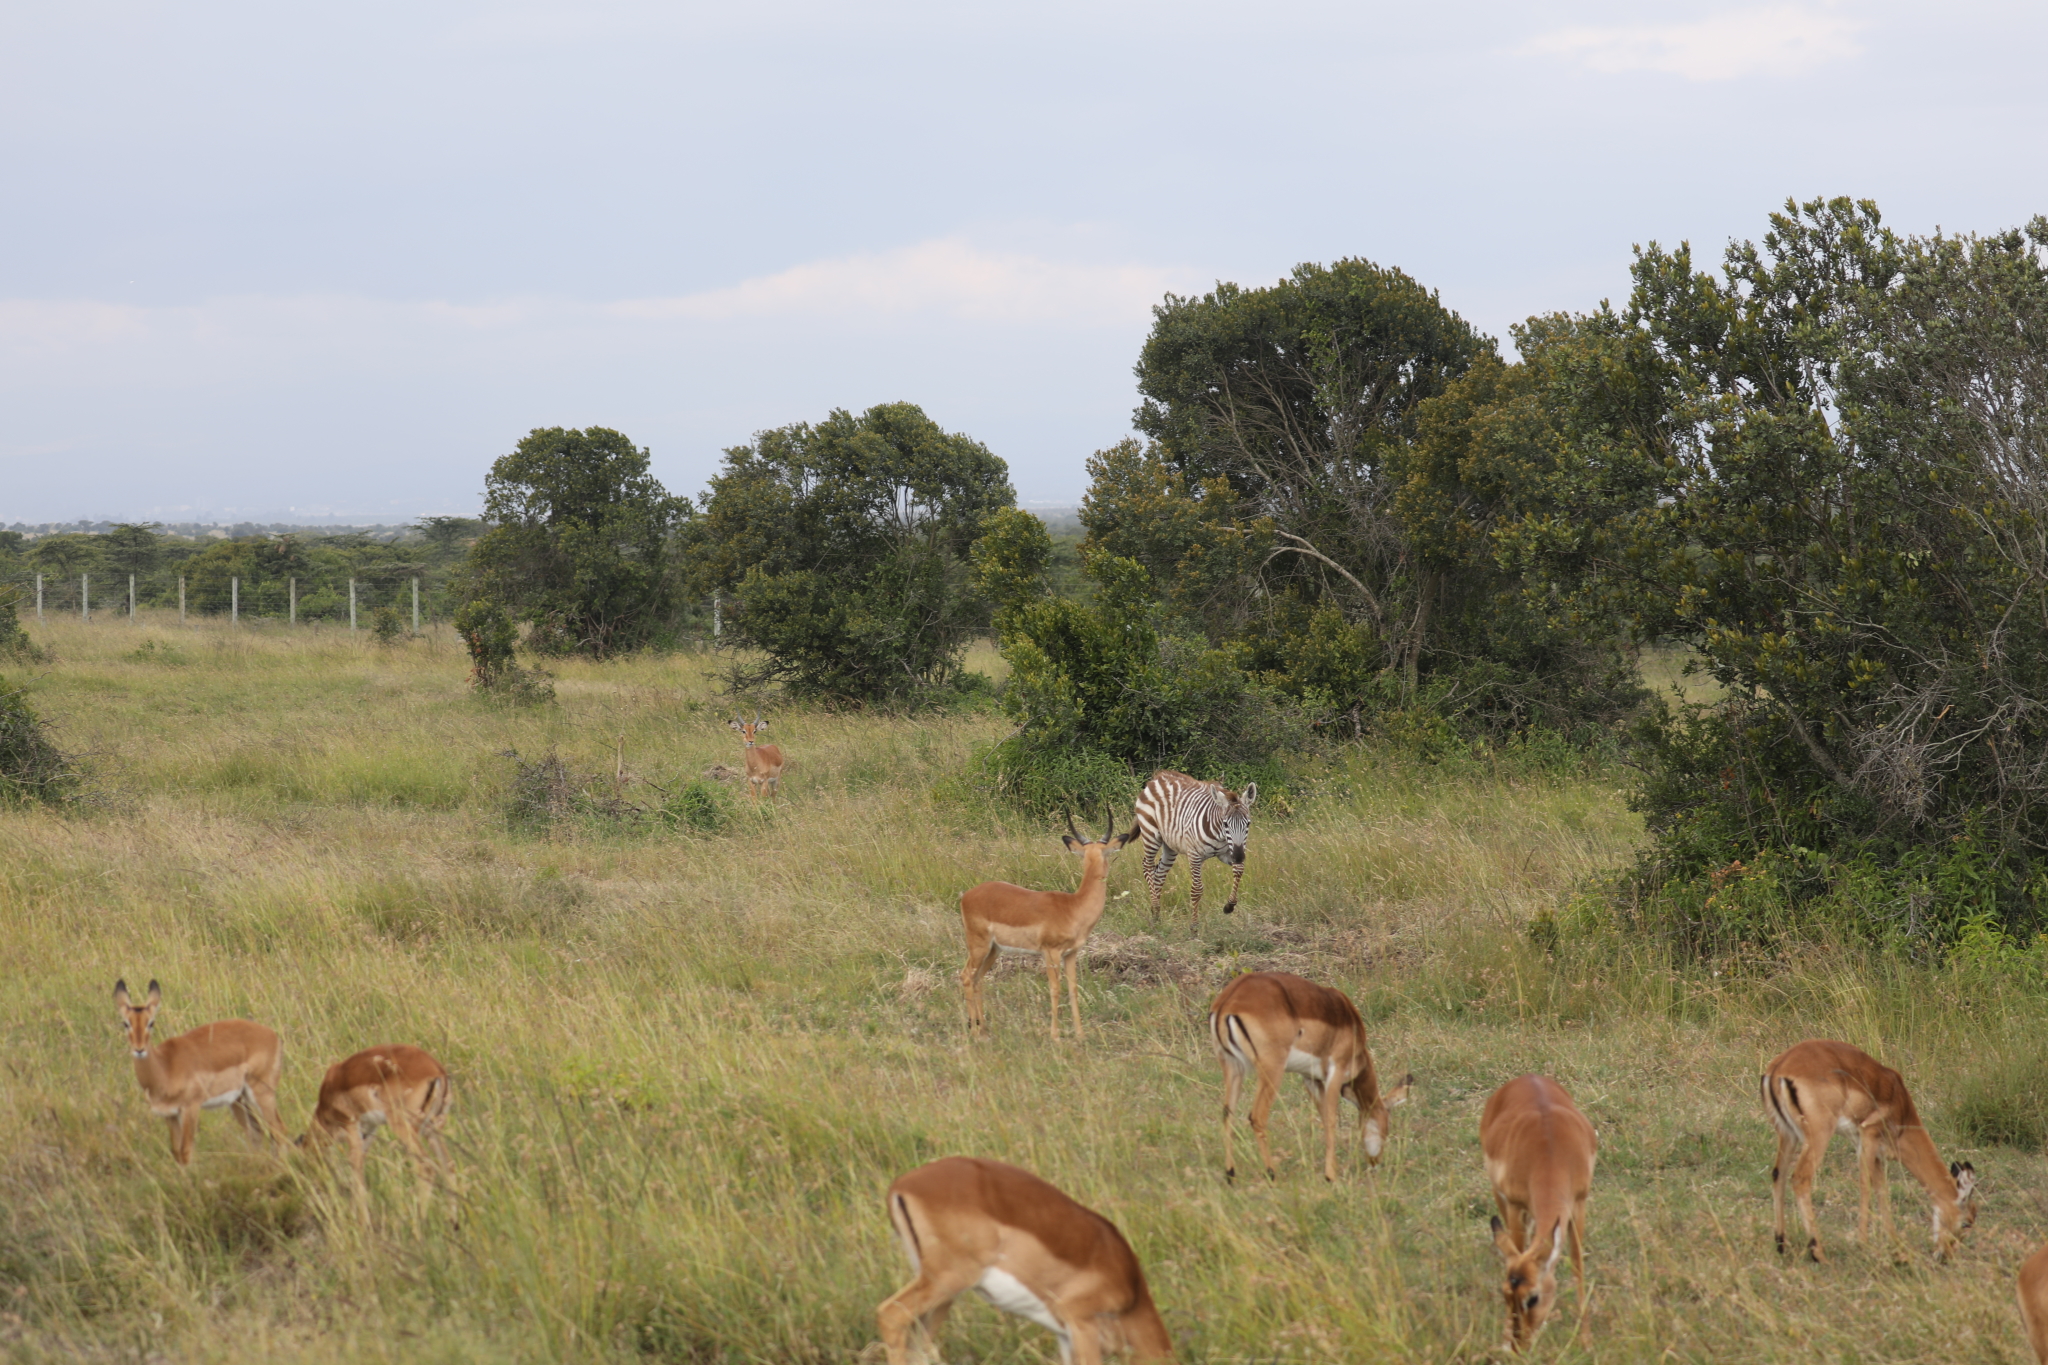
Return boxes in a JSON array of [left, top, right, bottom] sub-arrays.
[[179, 576, 186, 625], [349, 579, 357, 631], [34, 574, 42, 623], [289, 577, 297, 625], [129, 574, 136, 622], [231, 576, 239, 624], [81, 574, 89, 622], [412, 577, 420, 634], [712, 593, 721, 639]]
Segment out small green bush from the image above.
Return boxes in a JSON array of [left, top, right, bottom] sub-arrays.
[[658, 778, 734, 834], [456, 599, 554, 705], [0, 586, 50, 663], [370, 604, 405, 644], [0, 678, 79, 806]]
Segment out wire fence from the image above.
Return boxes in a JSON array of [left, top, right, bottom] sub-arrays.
[[3, 568, 461, 629]]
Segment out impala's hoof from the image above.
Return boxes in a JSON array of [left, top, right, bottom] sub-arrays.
[[1775, 1233, 1786, 1254], [1222, 902, 1236, 914], [1807, 1239, 1824, 1263]]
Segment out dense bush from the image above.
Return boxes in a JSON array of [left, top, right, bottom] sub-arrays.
[[686, 403, 1012, 706], [0, 679, 79, 806], [465, 427, 690, 658]]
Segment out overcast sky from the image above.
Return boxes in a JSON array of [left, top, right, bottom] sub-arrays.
[[3, 0, 2044, 523]]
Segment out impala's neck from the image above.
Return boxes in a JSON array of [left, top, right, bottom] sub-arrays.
[[1066, 845, 1110, 917], [1894, 1125, 1959, 1207], [131, 1043, 169, 1094]]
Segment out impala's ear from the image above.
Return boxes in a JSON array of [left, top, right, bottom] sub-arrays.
[[145, 981, 162, 1006], [1241, 782, 1258, 807], [1490, 1215, 1517, 1260], [1061, 834, 1079, 850], [728, 718, 743, 731], [113, 979, 130, 1005], [1545, 1223, 1566, 1271], [753, 718, 768, 731], [1954, 1162, 1977, 1199], [1385, 1073, 1415, 1107]]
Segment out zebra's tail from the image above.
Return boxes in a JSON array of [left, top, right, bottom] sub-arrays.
[[1122, 816, 1143, 847]]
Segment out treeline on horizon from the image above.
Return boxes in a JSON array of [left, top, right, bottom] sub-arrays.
[[9, 195, 2048, 959]]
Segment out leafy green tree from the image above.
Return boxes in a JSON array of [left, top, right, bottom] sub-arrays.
[[1510, 198, 2048, 939], [1134, 258, 1492, 693], [687, 403, 1013, 703], [465, 427, 689, 657]]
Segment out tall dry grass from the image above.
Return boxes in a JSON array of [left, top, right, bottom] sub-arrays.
[[1, 615, 2044, 1362]]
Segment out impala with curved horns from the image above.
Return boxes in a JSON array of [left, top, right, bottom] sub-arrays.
[[728, 711, 784, 803], [299, 1044, 453, 1191], [113, 979, 287, 1166], [1481, 1073, 1598, 1353], [1762, 1038, 1977, 1262], [1208, 970, 1411, 1183], [960, 806, 1128, 1041], [878, 1156, 1175, 1364]]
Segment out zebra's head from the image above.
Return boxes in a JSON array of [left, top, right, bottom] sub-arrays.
[[1222, 783, 1257, 865]]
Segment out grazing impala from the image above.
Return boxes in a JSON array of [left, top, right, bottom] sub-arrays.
[[1481, 1074, 1597, 1353], [113, 979, 286, 1166], [1209, 971, 1411, 1183], [2020, 1241, 2048, 1363], [1762, 1038, 1977, 1262], [960, 807, 1128, 1041], [299, 1044, 453, 1185], [728, 712, 783, 803], [878, 1156, 1175, 1364]]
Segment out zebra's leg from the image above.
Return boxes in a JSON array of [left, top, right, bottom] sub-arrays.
[[1145, 842, 1174, 923], [1188, 852, 1206, 925], [1223, 858, 1244, 915]]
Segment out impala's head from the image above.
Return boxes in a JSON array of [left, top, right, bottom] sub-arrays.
[[728, 712, 769, 745], [1936, 1161, 1979, 1257], [1351, 1071, 1413, 1165], [113, 978, 161, 1058], [1061, 806, 1129, 856], [1492, 1217, 1565, 1352], [1220, 783, 1257, 866]]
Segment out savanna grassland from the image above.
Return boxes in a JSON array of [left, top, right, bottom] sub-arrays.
[[4, 619, 2047, 1363]]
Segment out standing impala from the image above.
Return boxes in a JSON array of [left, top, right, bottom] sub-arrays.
[[1762, 1038, 1977, 1262], [1209, 970, 1411, 1183], [299, 1044, 453, 1189], [1481, 1073, 1597, 1353], [113, 979, 287, 1166], [960, 807, 1128, 1041], [2019, 1241, 2048, 1363], [878, 1156, 1175, 1364], [728, 712, 783, 803]]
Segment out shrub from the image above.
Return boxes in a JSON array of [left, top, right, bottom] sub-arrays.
[[0, 678, 80, 806], [656, 778, 734, 834], [0, 586, 50, 663], [456, 599, 554, 705], [370, 604, 405, 644]]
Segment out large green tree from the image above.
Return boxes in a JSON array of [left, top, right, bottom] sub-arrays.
[[686, 403, 1013, 703], [1501, 198, 2048, 935], [466, 427, 689, 657]]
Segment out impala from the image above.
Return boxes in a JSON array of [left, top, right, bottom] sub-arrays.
[[878, 1156, 1175, 1364], [960, 807, 1128, 1041], [1481, 1073, 1597, 1353], [1209, 970, 1411, 1183], [299, 1044, 453, 1185], [1762, 1038, 1977, 1262], [728, 712, 783, 803], [113, 979, 286, 1166], [2020, 1241, 2048, 1363]]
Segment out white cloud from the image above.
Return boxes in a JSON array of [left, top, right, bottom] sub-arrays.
[[0, 239, 1193, 387], [1524, 6, 1863, 82], [611, 238, 1195, 327]]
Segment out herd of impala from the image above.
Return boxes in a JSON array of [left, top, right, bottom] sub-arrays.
[[104, 740, 2043, 1361]]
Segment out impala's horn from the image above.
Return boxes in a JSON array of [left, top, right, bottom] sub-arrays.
[[1064, 807, 1082, 841], [1102, 804, 1116, 842]]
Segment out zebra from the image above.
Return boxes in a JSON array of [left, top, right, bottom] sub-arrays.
[[1125, 770, 1258, 924]]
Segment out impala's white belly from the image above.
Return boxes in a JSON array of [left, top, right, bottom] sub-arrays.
[[1285, 1047, 1329, 1082], [199, 1085, 248, 1110], [977, 1267, 1067, 1340]]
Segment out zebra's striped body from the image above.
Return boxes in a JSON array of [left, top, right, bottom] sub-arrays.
[[1126, 770, 1258, 923]]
